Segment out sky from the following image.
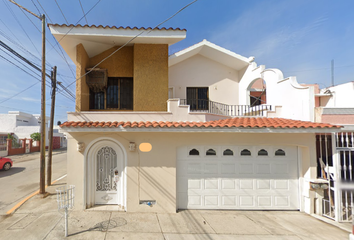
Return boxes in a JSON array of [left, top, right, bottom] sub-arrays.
[[0, 0, 353, 124]]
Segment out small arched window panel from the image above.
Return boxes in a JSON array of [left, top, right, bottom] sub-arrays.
[[189, 149, 199, 156], [240, 149, 251, 156], [275, 149, 286, 156], [223, 149, 234, 156], [258, 149, 268, 156], [206, 148, 216, 156]]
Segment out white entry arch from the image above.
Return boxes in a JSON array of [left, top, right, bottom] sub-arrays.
[[84, 138, 127, 210]]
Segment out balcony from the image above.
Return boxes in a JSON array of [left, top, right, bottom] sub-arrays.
[[180, 99, 272, 117]]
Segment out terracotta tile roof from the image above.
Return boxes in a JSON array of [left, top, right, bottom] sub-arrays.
[[48, 23, 186, 31], [60, 118, 341, 129]]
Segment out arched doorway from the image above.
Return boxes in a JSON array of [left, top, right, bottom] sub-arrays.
[[85, 139, 126, 210], [247, 78, 266, 106]]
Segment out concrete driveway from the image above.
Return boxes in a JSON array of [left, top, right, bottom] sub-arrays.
[[0, 176, 350, 240]]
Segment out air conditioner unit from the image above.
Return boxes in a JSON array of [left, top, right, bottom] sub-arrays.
[[86, 68, 108, 92]]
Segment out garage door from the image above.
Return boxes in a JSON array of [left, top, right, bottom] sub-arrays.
[[177, 146, 299, 210]]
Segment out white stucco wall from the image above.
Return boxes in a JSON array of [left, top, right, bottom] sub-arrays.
[[0, 111, 50, 146], [0, 114, 17, 132], [239, 63, 315, 121], [67, 99, 231, 123], [320, 81, 354, 108], [169, 54, 240, 105]]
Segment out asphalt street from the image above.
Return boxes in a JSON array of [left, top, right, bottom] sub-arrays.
[[0, 149, 67, 215]]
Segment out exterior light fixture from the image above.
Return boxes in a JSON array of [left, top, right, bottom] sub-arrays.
[[139, 143, 152, 152]]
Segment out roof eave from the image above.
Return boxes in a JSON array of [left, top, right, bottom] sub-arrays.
[[59, 126, 341, 134]]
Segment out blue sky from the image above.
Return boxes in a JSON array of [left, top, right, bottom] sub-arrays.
[[0, 0, 353, 123]]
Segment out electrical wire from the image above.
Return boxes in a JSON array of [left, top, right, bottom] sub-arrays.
[[0, 81, 39, 104], [0, 48, 43, 78], [0, 53, 43, 81], [0, 18, 23, 48], [36, 0, 53, 23], [16, 4, 76, 85], [30, 0, 41, 16], [2, 0, 41, 56], [79, 0, 88, 25], [49, 0, 102, 52], [0, 40, 51, 78], [66, 0, 198, 89], [0, 27, 50, 69], [54, 0, 69, 24]]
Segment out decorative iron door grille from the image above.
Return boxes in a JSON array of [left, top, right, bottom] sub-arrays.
[[96, 146, 117, 191]]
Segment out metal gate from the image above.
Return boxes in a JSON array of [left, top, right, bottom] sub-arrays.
[[317, 133, 353, 222]]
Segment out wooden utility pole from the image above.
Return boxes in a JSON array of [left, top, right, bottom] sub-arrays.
[[7, 0, 47, 195], [47, 66, 57, 186], [39, 14, 46, 194]]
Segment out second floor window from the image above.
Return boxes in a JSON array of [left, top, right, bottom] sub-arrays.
[[90, 77, 133, 110]]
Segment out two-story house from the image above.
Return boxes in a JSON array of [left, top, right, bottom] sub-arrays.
[[49, 24, 341, 216]]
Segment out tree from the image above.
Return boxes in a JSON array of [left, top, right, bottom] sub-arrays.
[[7, 133, 20, 148], [30, 132, 41, 141]]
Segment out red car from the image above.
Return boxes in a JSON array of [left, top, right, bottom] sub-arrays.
[[0, 157, 13, 171]]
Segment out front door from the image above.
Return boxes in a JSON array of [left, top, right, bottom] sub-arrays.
[[95, 146, 118, 204]]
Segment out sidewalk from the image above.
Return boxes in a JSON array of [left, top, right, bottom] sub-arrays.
[[0, 176, 351, 240]]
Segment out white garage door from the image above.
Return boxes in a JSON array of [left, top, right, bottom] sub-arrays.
[[177, 146, 299, 210]]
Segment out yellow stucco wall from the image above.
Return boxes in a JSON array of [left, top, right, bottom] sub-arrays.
[[133, 44, 168, 111], [89, 46, 134, 77], [76, 44, 90, 111], [74, 44, 168, 112]]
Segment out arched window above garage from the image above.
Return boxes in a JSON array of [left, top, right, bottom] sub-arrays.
[[189, 149, 199, 156], [240, 149, 251, 156], [223, 149, 234, 156], [206, 148, 216, 156], [258, 149, 268, 156], [275, 149, 286, 156]]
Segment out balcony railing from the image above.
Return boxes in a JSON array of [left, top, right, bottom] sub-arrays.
[[180, 99, 272, 117]]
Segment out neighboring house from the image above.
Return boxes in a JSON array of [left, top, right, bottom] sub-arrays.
[[53, 126, 67, 149], [0, 111, 66, 156], [315, 81, 354, 126], [50, 24, 349, 222], [0, 111, 49, 156]]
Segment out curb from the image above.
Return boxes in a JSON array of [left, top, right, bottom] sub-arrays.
[[6, 174, 67, 215]]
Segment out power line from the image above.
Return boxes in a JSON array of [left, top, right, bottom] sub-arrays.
[[54, 0, 68, 24], [0, 27, 50, 69], [0, 81, 39, 104], [10, 2, 76, 86], [0, 48, 43, 78], [66, 0, 198, 89], [36, 0, 53, 23], [0, 18, 23, 47], [78, 0, 88, 25], [49, 0, 102, 52], [30, 0, 41, 16], [0, 39, 76, 100], [3, 0, 41, 56], [0, 40, 51, 77], [0, 53, 41, 80]]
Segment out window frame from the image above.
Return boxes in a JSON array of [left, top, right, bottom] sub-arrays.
[[89, 77, 133, 110]]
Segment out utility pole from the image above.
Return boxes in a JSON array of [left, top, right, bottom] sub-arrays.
[[39, 13, 46, 194], [8, 0, 46, 194], [47, 66, 57, 186]]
